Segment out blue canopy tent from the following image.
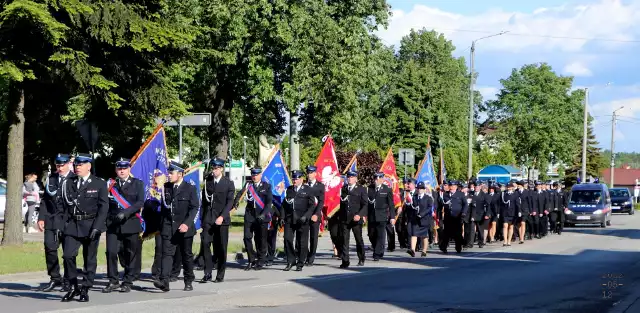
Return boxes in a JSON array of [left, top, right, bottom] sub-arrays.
[[477, 165, 523, 184]]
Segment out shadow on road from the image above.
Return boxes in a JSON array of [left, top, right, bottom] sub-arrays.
[[563, 226, 640, 240], [291, 249, 640, 313]]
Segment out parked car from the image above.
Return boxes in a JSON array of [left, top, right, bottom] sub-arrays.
[[609, 188, 634, 215], [0, 180, 30, 223], [564, 183, 612, 228]]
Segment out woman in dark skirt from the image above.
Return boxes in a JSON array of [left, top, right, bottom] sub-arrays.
[[501, 181, 520, 247], [406, 182, 434, 257]]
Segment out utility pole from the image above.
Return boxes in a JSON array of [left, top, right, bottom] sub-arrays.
[[467, 31, 508, 179], [289, 107, 300, 171], [610, 106, 625, 187], [581, 88, 588, 184]]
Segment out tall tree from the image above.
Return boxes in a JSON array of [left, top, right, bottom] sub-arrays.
[[483, 63, 584, 175]]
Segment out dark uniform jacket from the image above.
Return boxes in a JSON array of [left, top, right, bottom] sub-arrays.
[[367, 184, 394, 223], [283, 184, 317, 224], [62, 174, 109, 238], [201, 175, 235, 227], [517, 189, 531, 216], [235, 181, 273, 224], [161, 180, 199, 238], [107, 177, 145, 234], [469, 190, 489, 221], [410, 193, 434, 227], [485, 192, 499, 219], [338, 183, 367, 223], [501, 191, 520, 220], [39, 171, 76, 230], [443, 190, 468, 219], [307, 180, 325, 220], [531, 190, 547, 214]]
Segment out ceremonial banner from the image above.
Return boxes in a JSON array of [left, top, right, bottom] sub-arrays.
[[128, 124, 169, 239], [415, 140, 438, 190], [315, 136, 343, 222], [440, 148, 447, 184], [380, 148, 402, 208], [261, 147, 291, 212], [343, 153, 358, 173], [184, 165, 202, 230]]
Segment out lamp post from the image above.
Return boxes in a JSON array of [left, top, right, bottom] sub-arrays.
[[580, 82, 611, 184], [468, 31, 509, 179], [610, 106, 624, 187]]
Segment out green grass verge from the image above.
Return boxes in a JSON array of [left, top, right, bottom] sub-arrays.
[[0, 238, 245, 275]]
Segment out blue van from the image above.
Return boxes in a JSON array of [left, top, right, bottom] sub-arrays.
[[565, 183, 612, 228]]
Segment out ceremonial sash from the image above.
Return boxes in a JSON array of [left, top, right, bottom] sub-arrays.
[[108, 179, 146, 232], [248, 184, 265, 212]]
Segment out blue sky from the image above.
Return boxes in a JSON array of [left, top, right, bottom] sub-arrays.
[[379, 0, 640, 153]]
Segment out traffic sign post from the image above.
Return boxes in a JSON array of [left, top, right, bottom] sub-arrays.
[[157, 113, 212, 163], [398, 148, 415, 179]]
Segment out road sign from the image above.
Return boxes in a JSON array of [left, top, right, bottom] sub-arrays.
[[157, 113, 212, 126], [230, 159, 243, 168], [398, 148, 415, 166]]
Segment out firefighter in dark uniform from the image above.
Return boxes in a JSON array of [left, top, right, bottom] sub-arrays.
[[367, 172, 395, 261], [495, 183, 506, 242], [60, 153, 108, 302], [515, 180, 530, 244], [436, 181, 449, 244], [153, 161, 199, 292], [438, 180, 467, 253], [38, 153, 75, 292], [540, 181, 553, 237], [470, 181, 490, 248], [102, 158, 144, 293], [501, 181, 520, 246], [463, 181, 475, 248], [549, 182, 563, 234], [305, 165, 325, 266], [530, 181, 546, 239], [282, 170, 317, 271], [200, 158, 235, 283], [398, 178, 415, 250], [234, 167, 273, 271], [338, 170, 368, 268], [485, 182, 499, 243]]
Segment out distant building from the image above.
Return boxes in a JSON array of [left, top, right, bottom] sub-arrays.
[[601, 166, 640, 193], [477, 165, 523, 184]]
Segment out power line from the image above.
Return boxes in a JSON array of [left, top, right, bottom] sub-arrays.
[[420, 27, 640, 44]]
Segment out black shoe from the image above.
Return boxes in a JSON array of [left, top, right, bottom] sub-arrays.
[[254, 264, 264, 271], [40, 280, 61, 292], [169, 277, 178, 283], [102, 282, 120, 293], [357, 260, 365, 266], [214, 278, 224, 283], [184, 282, 193, 291], [119, 284, 131, 293], [60, 282, 71, 292], [283, 264, 293, 271], [439, 247, 448, 254], [78, 287, 89, 302], [387, 249, 395, 252], [478, 244, 484, 248], [199, 274, 212, 283], [373, 258, 380, 262], [295, 266, 303, 271], [244, 262, 254, 271], [455, 246, 462, 253], [153, 280, 170, 292], [306, 262, 314, 267], [339, 261, 350, 269], [421, 251, 427, 257], [194, 266, 204, 271], [265, 261, 273, 267], [407, 250, 415, 257], [61, 287, 80, 302], [151, 275, 159, 282], [519, 241, 524, 244]]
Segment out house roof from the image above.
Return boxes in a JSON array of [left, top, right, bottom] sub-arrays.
[[601, 168, 640, 186], [478, 165, 522, 176]]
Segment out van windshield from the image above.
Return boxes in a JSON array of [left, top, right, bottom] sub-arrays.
[[570, 190, 603, 204], [609, 189, 630, 197]]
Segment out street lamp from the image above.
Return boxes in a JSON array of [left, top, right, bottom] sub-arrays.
[[580, 82, 611, 184], [242, 136, 247, 187], [468, 31, 509, 179], [610, 106, 624, 187]]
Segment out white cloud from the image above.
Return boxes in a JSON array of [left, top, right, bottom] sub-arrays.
[[377, 0, 640, 53], [563, 61, 593, 77], [592, 98, 640, 119], [477, 86, 499, 101]]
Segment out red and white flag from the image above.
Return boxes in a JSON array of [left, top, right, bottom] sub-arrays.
[[315, 135, 343, 231], [380, 148, 402, 208]]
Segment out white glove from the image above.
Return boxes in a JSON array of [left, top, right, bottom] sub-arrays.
[[518, 212, 522, 217], [497, 214, 500, 218], [471, 217, 475, 222]]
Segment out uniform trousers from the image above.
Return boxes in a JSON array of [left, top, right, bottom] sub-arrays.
[[63, 235, 100, 287], [307, 219, 320, 263], [368, 221, 387, 259], [107, 232, 140, 285], [160, 234, 194, 284], [528, 215, 539, 237], [243, 220, 268, 266], [267, 217, 280, 262], [202, 224, 228, 280], [284, 221, 309, 267], [328, 215, 341, 255], [549, 211, 561, 233], [463, 221, 474, 246], [44, 229, 67, 284], [539, 214, 549, 236], [439, 216, 463, 252], [340, 221, 365, 263], [385, 219, 396, 251], [152, 233, 182, 279]]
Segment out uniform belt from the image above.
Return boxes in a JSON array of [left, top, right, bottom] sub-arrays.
[[72, 213, 97, 221]]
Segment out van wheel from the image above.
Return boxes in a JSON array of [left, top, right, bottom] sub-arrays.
[[606, 220, 612, 226]]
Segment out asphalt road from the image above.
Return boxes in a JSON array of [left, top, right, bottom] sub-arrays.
[[2, 214, 640, 313]]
